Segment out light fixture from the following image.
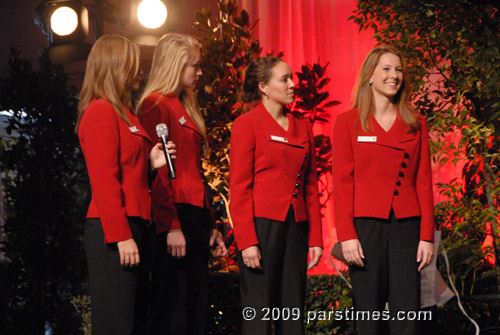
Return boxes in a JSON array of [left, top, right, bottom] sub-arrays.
[[128, 0, 177, 46], [50, 6, 79, 36], [35, 0, 89, 45], [34, 0, 91, 63], [137, 0, 168, 29]]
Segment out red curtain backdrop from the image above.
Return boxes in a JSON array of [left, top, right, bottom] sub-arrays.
[[237, 0, 463, 274]]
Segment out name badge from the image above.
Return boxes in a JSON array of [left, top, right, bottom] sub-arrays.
[[129, 126, 140, 133], [358, 136, 377, 142], [271, 135, 288, 143], [179, 116, 187, 125]]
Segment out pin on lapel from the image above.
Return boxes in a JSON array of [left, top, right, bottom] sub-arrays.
[[179, 116, 187, 125], [129, 126, 140, 133], [271, 135, 288, 143]]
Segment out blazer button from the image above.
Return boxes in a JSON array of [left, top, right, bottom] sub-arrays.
[[401, 162, 407, 168], [394, 190, 399, 196], [305, 154, 309, 159], [396, 180, 401, 186], [297, 173, 302, 177], [295, 183, 300, 188], [293, 192, 298, 198], [399, 171, 404, 177], [404, 153, 410, 159]]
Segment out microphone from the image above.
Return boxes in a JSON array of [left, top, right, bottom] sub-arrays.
[[156, 123, 177, 179]]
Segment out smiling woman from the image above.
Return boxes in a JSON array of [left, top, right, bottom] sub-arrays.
[[332, 45, 435, 335]]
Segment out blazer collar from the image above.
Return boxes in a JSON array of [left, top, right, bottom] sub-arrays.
[[254, 102, 304, 148], [358, 115, 416, 149]]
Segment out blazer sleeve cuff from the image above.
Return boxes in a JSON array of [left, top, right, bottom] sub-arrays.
[[100, 215, 133, 243]]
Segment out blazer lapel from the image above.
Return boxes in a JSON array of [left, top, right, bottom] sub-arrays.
[[173, 99, 203, 137], [256, 103, 304, 148], [397, 120, 417, 143], [361, 116, 403, 150]]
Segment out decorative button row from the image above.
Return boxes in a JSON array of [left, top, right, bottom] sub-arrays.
[[394, 152, 410, 196]]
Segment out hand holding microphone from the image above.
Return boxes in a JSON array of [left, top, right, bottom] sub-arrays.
[[150, 142, 176, 171], [156, 123, 177, 179]]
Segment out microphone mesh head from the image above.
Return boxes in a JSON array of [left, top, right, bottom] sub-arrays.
[[156, 123, 169, 137]]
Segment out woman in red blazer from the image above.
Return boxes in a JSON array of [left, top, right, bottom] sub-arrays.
[[136, 33, 226, 335], [230, 56, 323, 335], [332, 45, 435, 335], [76, 35, 175, 335]]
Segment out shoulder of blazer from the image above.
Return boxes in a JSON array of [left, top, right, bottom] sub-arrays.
[[82, 99, 120, 125], [337, 108, 359, 123], [417, 113, 427, 127], [142, 93, 171, 114], [334, 108, 359, 132], [234, 104, 261, 126], [86, 98, 115, 113], [288, 110, 308, 123]]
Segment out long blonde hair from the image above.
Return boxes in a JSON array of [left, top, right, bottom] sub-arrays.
[[75, 35, 139, 131], [137, 33, 206, 138], [352, 45, 419, 133]]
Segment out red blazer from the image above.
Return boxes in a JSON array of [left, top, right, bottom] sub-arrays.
[[229, 102, 323, 251], [332, 108, 435, 243], [140, 93, 214, 230], [78, 99, 153, 243]]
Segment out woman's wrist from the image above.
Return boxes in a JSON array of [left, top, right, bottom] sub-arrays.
[[168, 228, 182, 233]]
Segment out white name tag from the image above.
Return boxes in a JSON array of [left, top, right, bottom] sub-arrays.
[[179, 116, 187, 125], [129, 126, 140, 133], [271, 135, 288, 143], [358, 136, 377, 142]]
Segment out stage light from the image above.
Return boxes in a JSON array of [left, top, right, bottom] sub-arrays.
[[35, 0, 89, 45], [50, 6, 78, 36], [129, 0, 176, 46], [35, 0, 91, 63], [137, 0, 168, 29]]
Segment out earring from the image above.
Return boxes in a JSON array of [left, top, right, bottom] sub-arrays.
[[265, 92, 269, 99], [369, 80, 373, 86]]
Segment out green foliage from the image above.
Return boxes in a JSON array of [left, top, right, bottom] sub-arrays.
[[292, 62, 340, 205], [194, 0, 260, 206], [304, 275, 354, 335], [0, 48, 89, 334], [193, 0, 262, 272], [351, 0, 500, 330], [71, 295, 91, 335]]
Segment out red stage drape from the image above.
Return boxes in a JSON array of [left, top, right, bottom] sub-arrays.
[[237, 0, 463, 274]]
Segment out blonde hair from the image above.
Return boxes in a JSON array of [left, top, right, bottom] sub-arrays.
[[137, 33, 206, 139], [75, 35, 139, 131], [352, 45, 419, 133]]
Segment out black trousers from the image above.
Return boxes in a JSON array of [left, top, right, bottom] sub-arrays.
[[349, 212, 421, 335], [237, 207, 309, 335], [148, 203, 211, 335], [84, 217, 151, 335]]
